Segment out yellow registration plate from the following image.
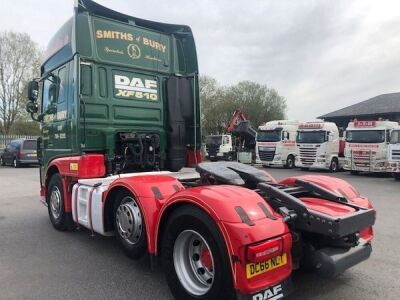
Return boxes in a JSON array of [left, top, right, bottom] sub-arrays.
[[246, 253, 287, 279]]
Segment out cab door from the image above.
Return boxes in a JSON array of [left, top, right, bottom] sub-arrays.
[[40, 63, 70, 164]]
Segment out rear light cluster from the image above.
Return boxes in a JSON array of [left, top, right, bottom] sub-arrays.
[[19, 149, 24, 157], [246, 233, 292, 263]]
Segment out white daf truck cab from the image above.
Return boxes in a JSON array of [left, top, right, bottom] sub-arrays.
[[205, 134, 234, 161], [344, 120, 400, 174], [389, 129, 400, 180], [295, 121, 342, 172], [256, 120, 299, 168]]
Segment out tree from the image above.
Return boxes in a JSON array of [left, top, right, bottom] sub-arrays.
[[199, 76, 287, 136], [199, 75, 226, 135], [0, 31, 42, 135]]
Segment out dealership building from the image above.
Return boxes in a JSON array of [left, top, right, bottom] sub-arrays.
[[319, 92, 400, 130]]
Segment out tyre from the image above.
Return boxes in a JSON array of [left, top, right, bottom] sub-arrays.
[[47, 173, 74, 230], [161, 205, 233, 300], [13, 157, 20, 168], [0, 156, 5, 166], [393, 173, 400, 181], [114, 190, 147, 259], [226, 154, 233, 161], [350, 170, 360, 175], [285, 155, 295, 169], [329, 158, 339, 173]]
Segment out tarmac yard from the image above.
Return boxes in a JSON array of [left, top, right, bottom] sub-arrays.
[[0, 166, 399, 299]]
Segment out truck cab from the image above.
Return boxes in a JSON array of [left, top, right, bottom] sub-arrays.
[[205, 134, 233, 161], [295, 121, 341, 172], [256, 120, 298, 168], [388, 129, 400, 180], [26, 1, 202, 181], [344, 120, 399, 174]]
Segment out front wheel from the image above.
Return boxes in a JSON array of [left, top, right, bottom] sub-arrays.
[[162, 205, 233, 300], [114, 190, 147, 259], [47, 173, 74, 230], [285, 155, 295, 169], [329, 158, 339, 172]]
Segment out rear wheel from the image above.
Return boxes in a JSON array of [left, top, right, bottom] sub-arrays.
[[162, 205, 233, 300], [329, 158, 339, 172], [114, 190, 147, 259], [47, 173, 74, 230], [285, 155, 295, 169]]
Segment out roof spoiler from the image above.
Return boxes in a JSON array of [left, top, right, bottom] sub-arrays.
[[77, 0, 192, 34]]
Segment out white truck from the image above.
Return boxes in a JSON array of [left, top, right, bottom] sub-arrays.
[[205, 134, 234, 161], [295, 121, 342, 172], [389, 128, 400, 180], [256, 120, 299, 168], [344, 120, 400, 174]]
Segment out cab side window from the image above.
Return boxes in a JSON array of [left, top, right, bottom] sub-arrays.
[[41, 77, 52, 113], [41, 66, 68, 113], [57, 67, 67, 103]]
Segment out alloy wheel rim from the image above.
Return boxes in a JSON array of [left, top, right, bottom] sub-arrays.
[[50, 186, 62, 219], [116, 197, 143, 244], [173, 230, 215, 296]]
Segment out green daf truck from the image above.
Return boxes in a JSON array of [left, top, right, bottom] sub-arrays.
[[25, 2, 375, 300], [27, 0, 202, 182]]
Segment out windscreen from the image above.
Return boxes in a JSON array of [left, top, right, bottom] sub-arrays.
[[257, 129, 282, 142], [346, 130, 385, 143], [93, 18, 170, 72], [390, 130, 400, 144], [297, 131, 326, 143], [206, 136, 222, 145], [23, 140, 37, 150]]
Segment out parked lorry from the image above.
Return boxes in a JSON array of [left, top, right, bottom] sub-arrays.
[[205, 134, 234, 161], [256, 120, 299, 168], [389, 128, 400, 180], [26, 1, 375, 299], [344, 120, 400, 175], [205, 110, 256, 163], [295, 121, 343, 172]]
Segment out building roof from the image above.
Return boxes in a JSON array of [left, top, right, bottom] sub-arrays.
[[319, 92, 400, 119]]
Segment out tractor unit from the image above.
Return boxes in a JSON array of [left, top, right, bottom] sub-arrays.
[[344, 120, 400, 174], [26, 1, 375, 299], [256, 120, 299, 169]]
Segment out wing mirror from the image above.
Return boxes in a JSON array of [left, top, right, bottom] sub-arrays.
[[27, 80, 39, 102]]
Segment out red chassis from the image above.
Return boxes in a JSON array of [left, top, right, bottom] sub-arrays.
[[40, 155, 375, 299]]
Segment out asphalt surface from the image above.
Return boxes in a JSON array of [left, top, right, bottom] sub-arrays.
[[0, 165, 399, 300]]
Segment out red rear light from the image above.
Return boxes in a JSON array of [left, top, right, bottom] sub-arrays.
[[246, 233, 292, 263], [19, 149, 24, 157], [247, 238, 283, 263]]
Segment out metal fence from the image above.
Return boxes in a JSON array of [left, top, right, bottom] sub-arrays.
[[0, 135, 38, 150]]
